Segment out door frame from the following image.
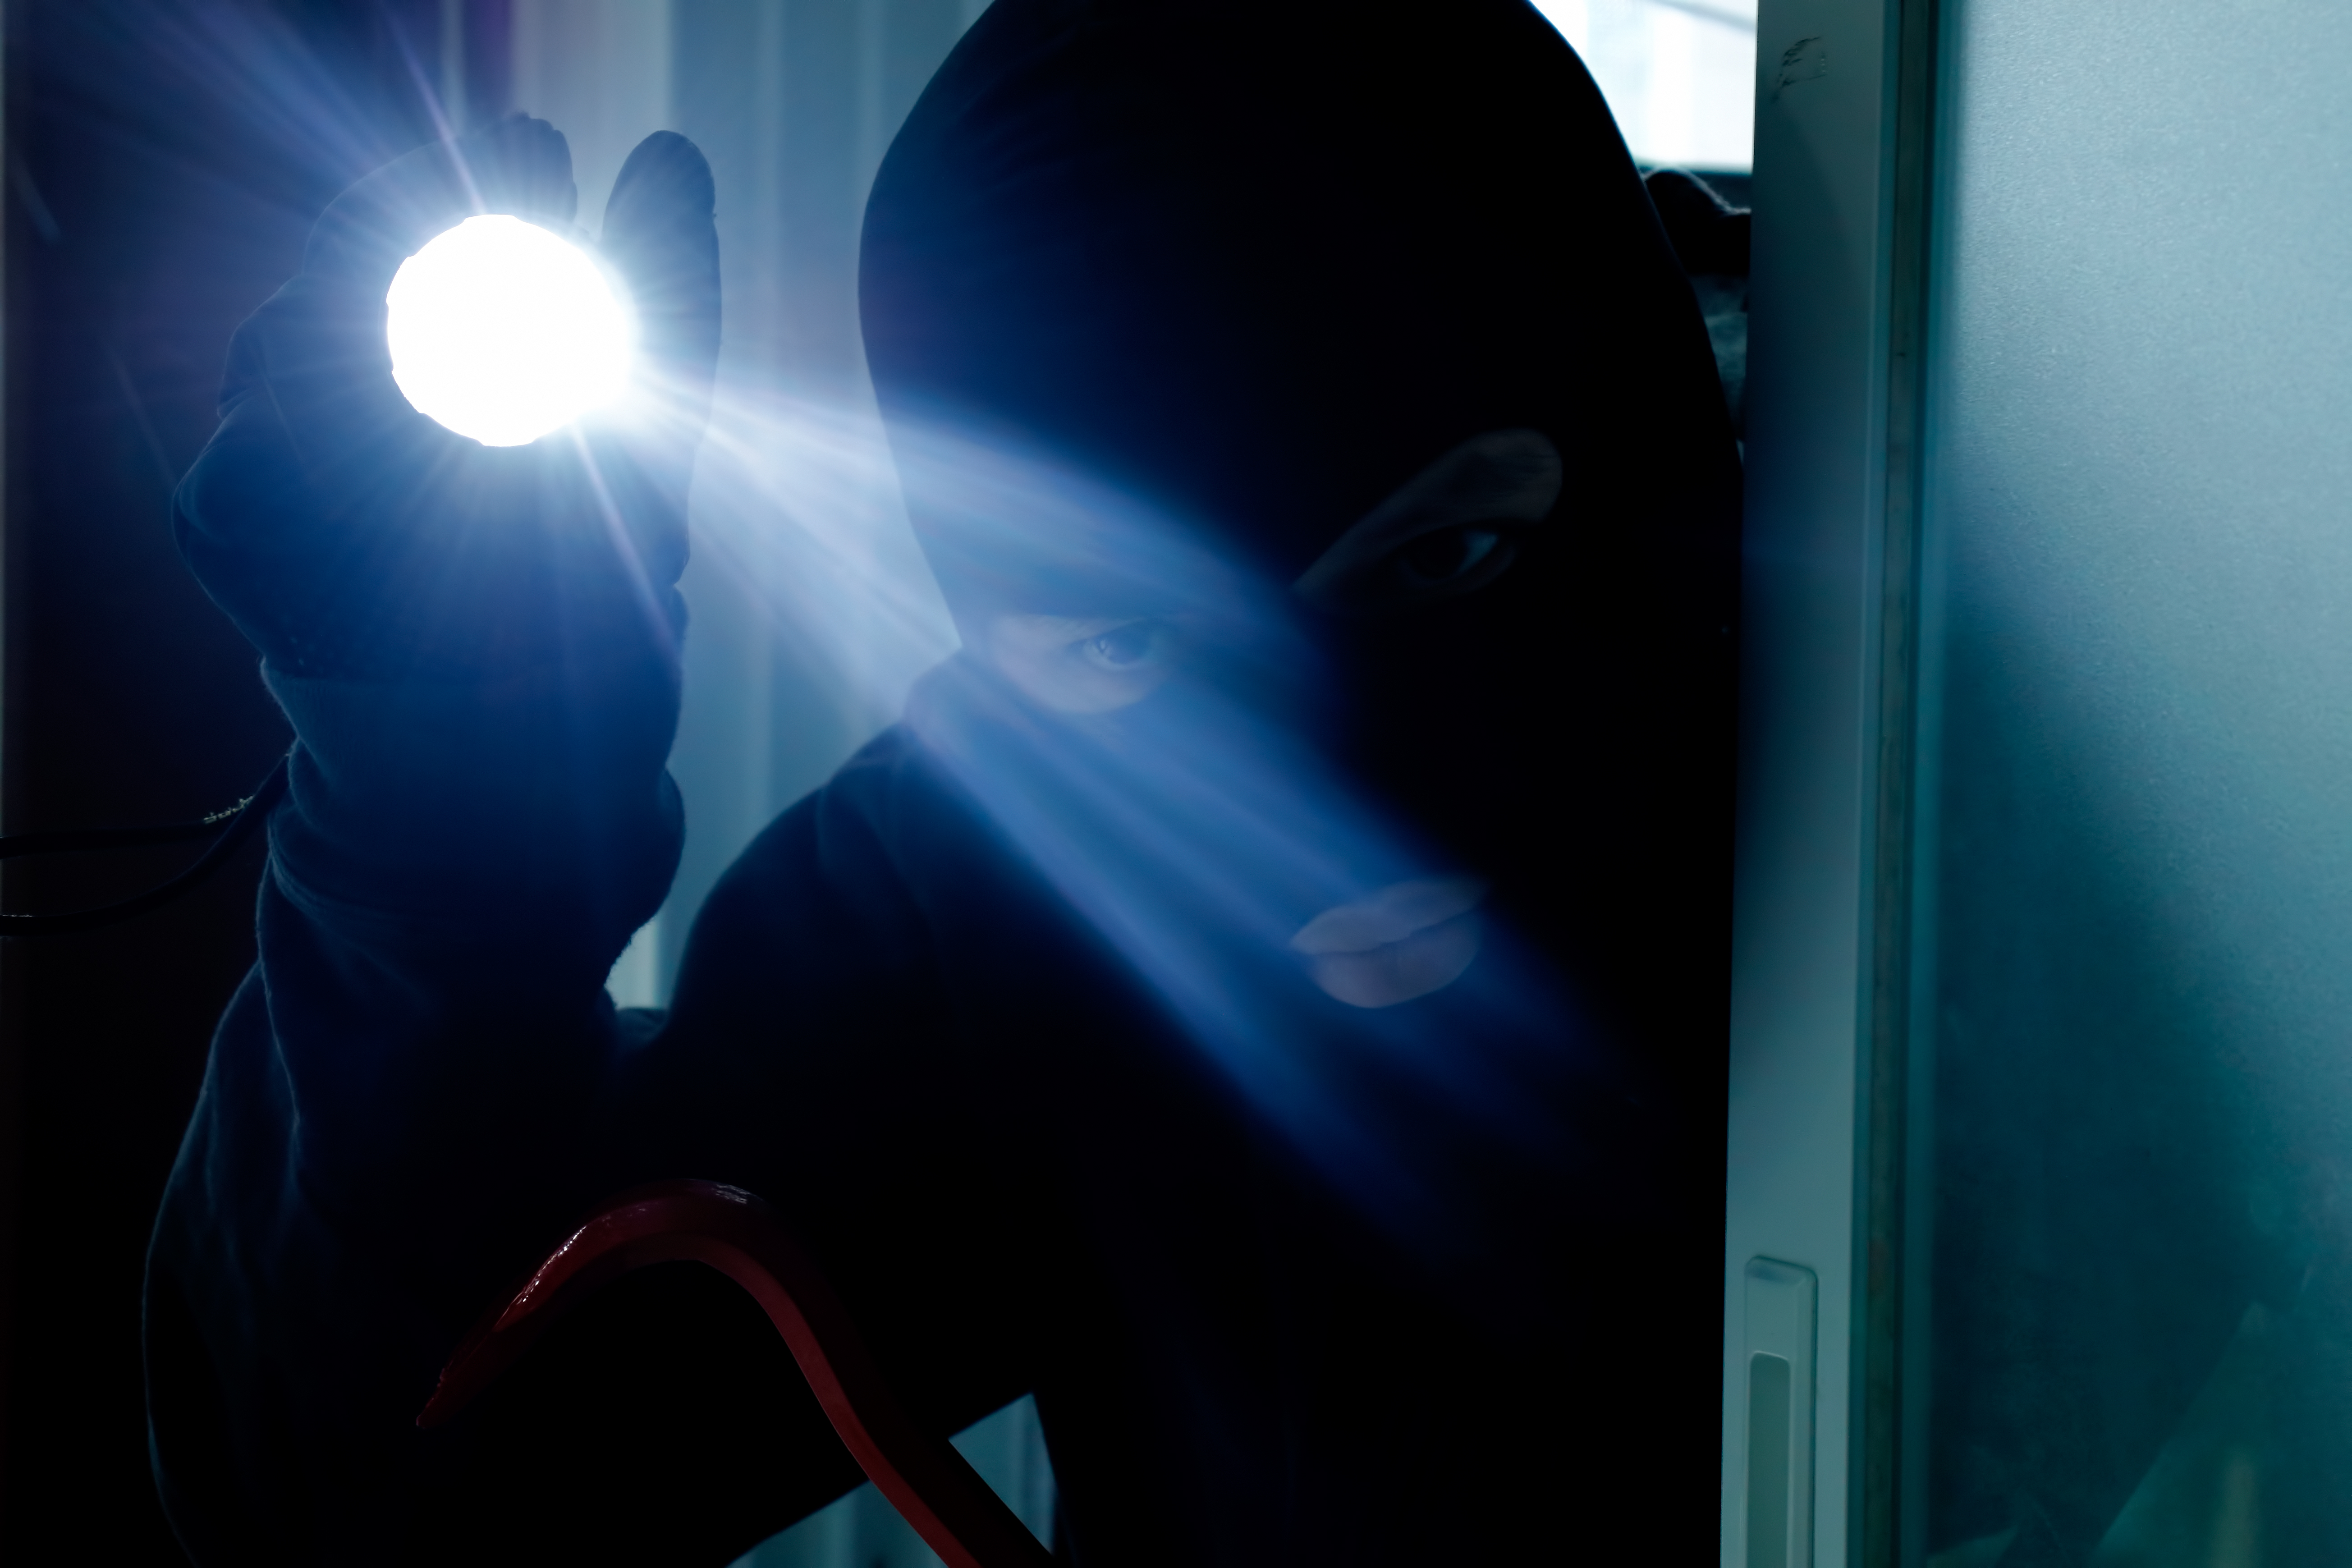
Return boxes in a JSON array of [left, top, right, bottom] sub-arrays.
[[1721, 0, 1939, 1561]]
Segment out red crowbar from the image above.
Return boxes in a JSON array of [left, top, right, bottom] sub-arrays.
[[417, 1179, 1054, 1568]]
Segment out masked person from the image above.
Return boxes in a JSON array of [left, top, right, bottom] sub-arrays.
[[146, 1, 1740, 1563]]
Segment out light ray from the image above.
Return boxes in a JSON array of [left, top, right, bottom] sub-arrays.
[[669, 390, 1608, 1255]]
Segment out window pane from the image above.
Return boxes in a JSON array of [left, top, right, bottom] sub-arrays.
[[1913, 0, 2352, 1562]]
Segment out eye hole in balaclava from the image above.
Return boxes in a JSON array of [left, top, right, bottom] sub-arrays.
[[1293, 429, 1563, 616], [986, 428, 1564, 715]]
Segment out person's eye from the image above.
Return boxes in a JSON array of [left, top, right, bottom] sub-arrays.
[[1396, 525, 1505, 588], [1081, 621, 1160, 670], [991, 614, 1180, 714]]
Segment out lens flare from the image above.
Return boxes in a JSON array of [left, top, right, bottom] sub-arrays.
[[386, 214, 633, 447]]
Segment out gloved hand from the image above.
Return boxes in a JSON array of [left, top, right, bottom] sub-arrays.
[[144, 124, 722, 1568], [176, 115, 721, 683], [166, 118, 719, 955]]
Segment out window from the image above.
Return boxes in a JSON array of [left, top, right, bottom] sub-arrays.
[[1532, 0, 1756, 174]]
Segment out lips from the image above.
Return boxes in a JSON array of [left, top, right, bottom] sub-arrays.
[[1289, 876, 1487, 1009]]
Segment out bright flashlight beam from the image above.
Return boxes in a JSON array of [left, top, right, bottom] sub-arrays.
[[386, 214, 634, 448]]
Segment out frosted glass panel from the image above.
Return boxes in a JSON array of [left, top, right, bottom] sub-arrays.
[[1915, 0, 2352, 1563], [731, 1396, 1055, 1568]]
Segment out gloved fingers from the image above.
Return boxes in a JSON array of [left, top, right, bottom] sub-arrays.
[[466, 113, 583, 234], [307, 114, 579, 302], [575, 131, 722, 601], [599, 131, 722, 424]]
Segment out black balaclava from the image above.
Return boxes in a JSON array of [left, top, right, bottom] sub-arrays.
[[860, 0, 1738, 1099]]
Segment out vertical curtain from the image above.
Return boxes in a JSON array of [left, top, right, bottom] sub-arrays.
[[500, 0, 967, 1006], [497, 5, 1045, 1564]]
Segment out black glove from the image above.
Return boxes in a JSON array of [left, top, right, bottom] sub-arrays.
[[175, 115, 721, 683]]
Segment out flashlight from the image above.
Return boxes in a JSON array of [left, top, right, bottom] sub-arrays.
[[385, 214, 635, 448]]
